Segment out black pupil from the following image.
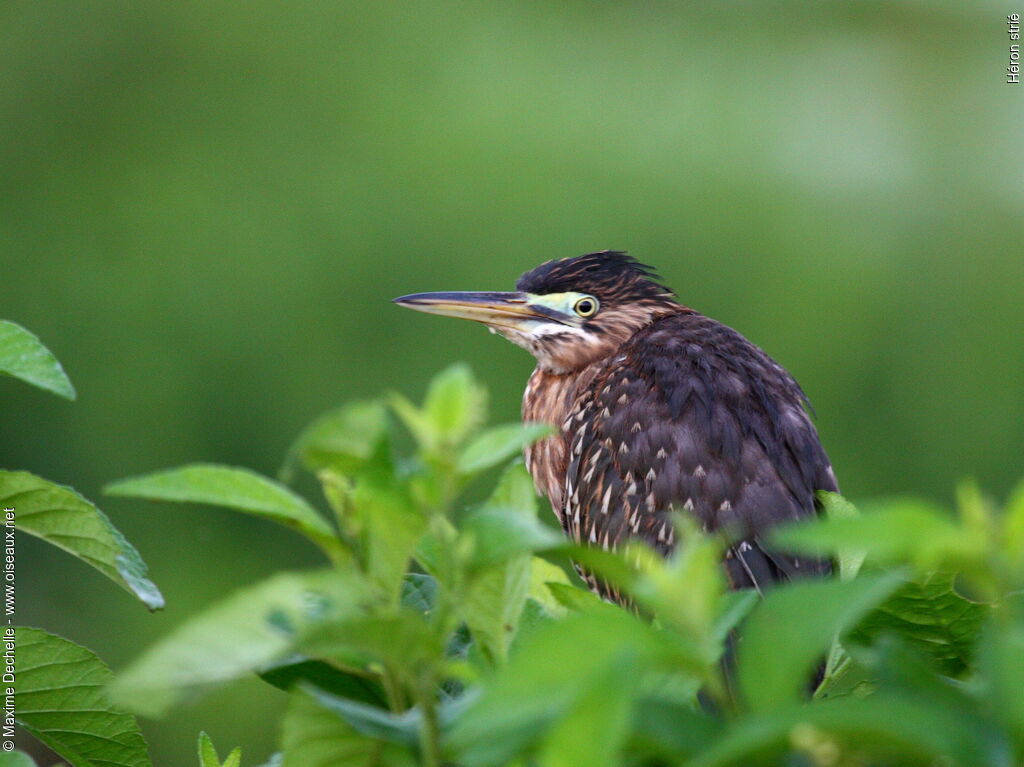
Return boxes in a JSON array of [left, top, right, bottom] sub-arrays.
[[578, 300, 593, 315]]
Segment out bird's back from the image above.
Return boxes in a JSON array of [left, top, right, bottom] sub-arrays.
[[524, 309, 836, 593]]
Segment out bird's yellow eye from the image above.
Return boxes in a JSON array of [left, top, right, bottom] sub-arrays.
[[573, 296, 599, 318]]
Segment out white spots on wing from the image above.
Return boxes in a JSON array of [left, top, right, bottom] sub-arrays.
[[719, 500, 732, 512], [694, 465, 707, 478], [657, 522, 670, 543], [626, 481, 637, 496], [738, 541, 753, 553], [617, 393, 628, 405], [645, 491, 657, 510], [631, 421, 642, 433], [619, 442, 630, 455], [683, 498, 695, 511], [656, 447, 668, 459]]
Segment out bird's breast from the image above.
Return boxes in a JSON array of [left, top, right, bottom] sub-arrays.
[[522, 365, 600, 522]]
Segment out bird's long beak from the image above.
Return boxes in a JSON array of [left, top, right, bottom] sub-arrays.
[[392, 291, 563, 330]]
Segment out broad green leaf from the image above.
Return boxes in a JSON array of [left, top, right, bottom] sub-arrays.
[[353, 466, 427, 603], [0, 752, 38, 767], [1005, 479, 1024, 565], [423, 363, 487, 446], [526, 556, 572, 617], [689, 694, 1000, 767], [299, 613, 443, 683], [536, 656, 643, 767], [0, 471, 163, 610], [773, 499, 979, 571], [105, 464, 340, 556], [14, 627, 151, 767], [486, 460, 540, 512], [0, 320, 75, 399], [545, 581, 605, 613], [460, 508, 562, 571], [280, 400, 388, 482], [816, 491, 864, 579], [632, 529, 724, 650], [450, 608, 692, 767], [627, 695, 722, 762], [979, 607, 1024, 739], [259, 656, 389, 708], [848, 570, 987, 676], [711, 589, 759, 644], [456, 422, 551, 475], [110, 570, 363, 717], [282, 688, 416, 767], [300, 686, 419, 746], [462, 553, 532, 663], [737, 572, 903, 712]]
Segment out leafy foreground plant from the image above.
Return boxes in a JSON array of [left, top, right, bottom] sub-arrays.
[[1, 320, 161, 766], [11, 360, 1024, 766]]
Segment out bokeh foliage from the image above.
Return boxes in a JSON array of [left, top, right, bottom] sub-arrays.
[[3, 1, 1021, 762]]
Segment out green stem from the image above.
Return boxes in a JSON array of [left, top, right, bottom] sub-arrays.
[[416, 681, 442, 767]]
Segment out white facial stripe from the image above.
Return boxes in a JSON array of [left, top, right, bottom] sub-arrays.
[[527, 322, 591, 339]]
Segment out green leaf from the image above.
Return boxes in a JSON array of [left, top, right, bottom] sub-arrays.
[[14, 627, 151, 767], [258, 656, 389, 708], [456, 422, 551, 475], [536, 656, 643, 767], [0, 752, 39, 767], [280, 400, 388, 482], [0, 471, 163, 610], [460, 508, 562, 571], [737, 572, 903, 712], [816, 491, 865, 579], [526, 556, 572, 617], [353, 466, 427, 603], [689, 693, 1000, 767], [1005, 479, 1024, 564], [110, 570, 364, 717], [281, 687, 416, 767], [450, 608, 690, 767], [105, 464, 340, 556], [198, 732, 239, 767], [979, 606, 1024, 740], [300, 687, 419, 746], [299, 613, 443, 683], [0, 320, 75, 399], [627, 695, 722, 762], [773, 498, 978, 571], [401, 572, 438, 614], [848, 570, 987, 676], [423, 363, 487, 446]]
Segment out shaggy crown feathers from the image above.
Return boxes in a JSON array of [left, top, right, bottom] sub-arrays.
[[515, 251, 676, 305]]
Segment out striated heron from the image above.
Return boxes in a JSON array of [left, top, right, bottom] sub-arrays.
[[394, 251, 835, 594]]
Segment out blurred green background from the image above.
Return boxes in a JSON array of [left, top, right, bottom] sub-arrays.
[[3, 0, 1021, 763]]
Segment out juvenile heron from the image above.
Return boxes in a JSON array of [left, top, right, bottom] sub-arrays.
[[394, 251, 835, 593]]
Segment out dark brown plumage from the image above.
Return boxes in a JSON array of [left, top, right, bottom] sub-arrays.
[[395, 251, 836, 595]]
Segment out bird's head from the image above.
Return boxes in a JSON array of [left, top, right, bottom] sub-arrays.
[[393, 251, 680, 373]]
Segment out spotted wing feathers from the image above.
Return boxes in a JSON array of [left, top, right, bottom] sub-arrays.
[[562, 311, 836, 592]]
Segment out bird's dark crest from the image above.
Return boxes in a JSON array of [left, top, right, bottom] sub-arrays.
[[516, 251, 676, 304]]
